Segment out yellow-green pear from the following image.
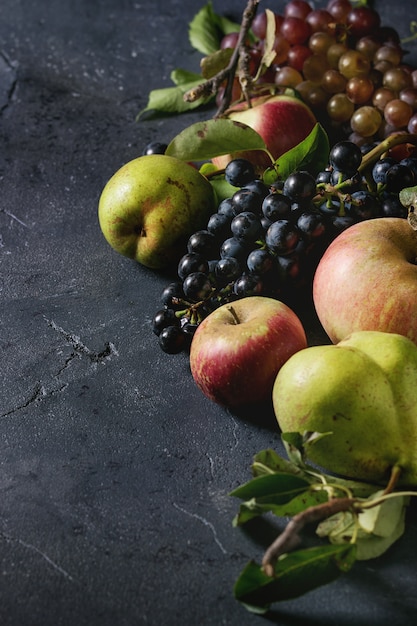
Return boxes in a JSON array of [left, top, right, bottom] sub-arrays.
[[98, 154, 216, 270], [273, 331, 417, 486]]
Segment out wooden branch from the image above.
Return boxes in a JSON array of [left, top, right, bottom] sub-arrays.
[[261, 497, 356, 578], [183, 0, 260, 117]]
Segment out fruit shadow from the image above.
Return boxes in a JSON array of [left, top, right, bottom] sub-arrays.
[[228, 397, 279, 431], [263, 551, 417, 626], [287, 290, 331, 347]]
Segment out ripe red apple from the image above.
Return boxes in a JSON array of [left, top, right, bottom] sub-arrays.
[[212, 94, 316, 172], [313, 217, 417, 344], [189, 296, 307, 408]]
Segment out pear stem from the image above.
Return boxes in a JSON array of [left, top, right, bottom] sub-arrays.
[[383, 464, 402, 495]]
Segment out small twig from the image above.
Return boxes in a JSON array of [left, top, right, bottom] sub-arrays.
[[237, 42, 254, 107], [262, 497, 356, 577], [183, 0, 260, 117]]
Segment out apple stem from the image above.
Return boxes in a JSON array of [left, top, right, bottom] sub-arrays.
[[228, 305, 240, 325]]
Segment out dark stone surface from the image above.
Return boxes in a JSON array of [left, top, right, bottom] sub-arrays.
[[1, 1, 417, 624]]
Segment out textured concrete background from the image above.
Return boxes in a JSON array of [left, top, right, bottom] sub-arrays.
[[1, 1, 417, 624]]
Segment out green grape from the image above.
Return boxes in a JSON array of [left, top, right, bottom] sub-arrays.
[[383, 67, 413, 93], [408, 113, 417, 134], [346, 76, 374, 104], [338, 49, 371, 79], [355, 36, 381, 61], [400, 87, 417, 111], [327, 92, 355, 122], [302, 53, 330, 82], [350, 105, 382, 137], [327, 42, 349, 69], [384, 98, 413, 129], [297, 80, 329, 110], [274, 65, 303, 88], [321, 69, 347, 94], [374, 45, 403, 68], [308, 31, 335, 55], [372, 86, 395, 111]]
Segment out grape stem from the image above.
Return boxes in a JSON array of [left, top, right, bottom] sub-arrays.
[[401, 20, 417, 44], [183, 0, 260, 117], [358, 133, 417, 175]]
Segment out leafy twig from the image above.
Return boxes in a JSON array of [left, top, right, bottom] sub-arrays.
[[260, 463, 416, 578], [183, 0, 260, 117], [261, 497, 356, 577]]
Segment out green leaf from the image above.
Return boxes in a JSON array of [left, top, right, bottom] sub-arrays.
[[281, 432, 307, 468], [230, 472, 310, 502], [278, 435, 377, 498], [200, 163, 240, 201], [170, 69, 203, 87], [234, 544, 357, 611], [263, 123, 330, 184], [232, 499, 269, 526], [210, 177, 240, 203], [317, 492, 408, 560], [189, 2, 223, 55], [357, 510, 406, 559], [251, 448, 309, 478], [233, 488, 328, 526], [188, 2, 240, 55], [358, 491, 405, 537], [399, 184, 417, 209], [165, 118, 267, 161], [137, 71, 214, 119], [249, 448, 376, 498], [201, 48, 233, 79], [259, 9, 278, 69], [218, 14, 244, 37], [324, 475, 378, 499]]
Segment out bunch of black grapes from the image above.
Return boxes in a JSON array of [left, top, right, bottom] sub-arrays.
[[151, 140, 415, 353]]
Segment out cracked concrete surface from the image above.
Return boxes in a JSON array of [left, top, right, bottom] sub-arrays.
[[44, 317, 119, 363]]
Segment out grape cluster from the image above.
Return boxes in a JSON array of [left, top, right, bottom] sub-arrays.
[[153, 142, 416, 353], [219, 0, 417, 145]]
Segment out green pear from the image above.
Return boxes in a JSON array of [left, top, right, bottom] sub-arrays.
[[98, 154, 216, 270], [272, 331, 417, 486]]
